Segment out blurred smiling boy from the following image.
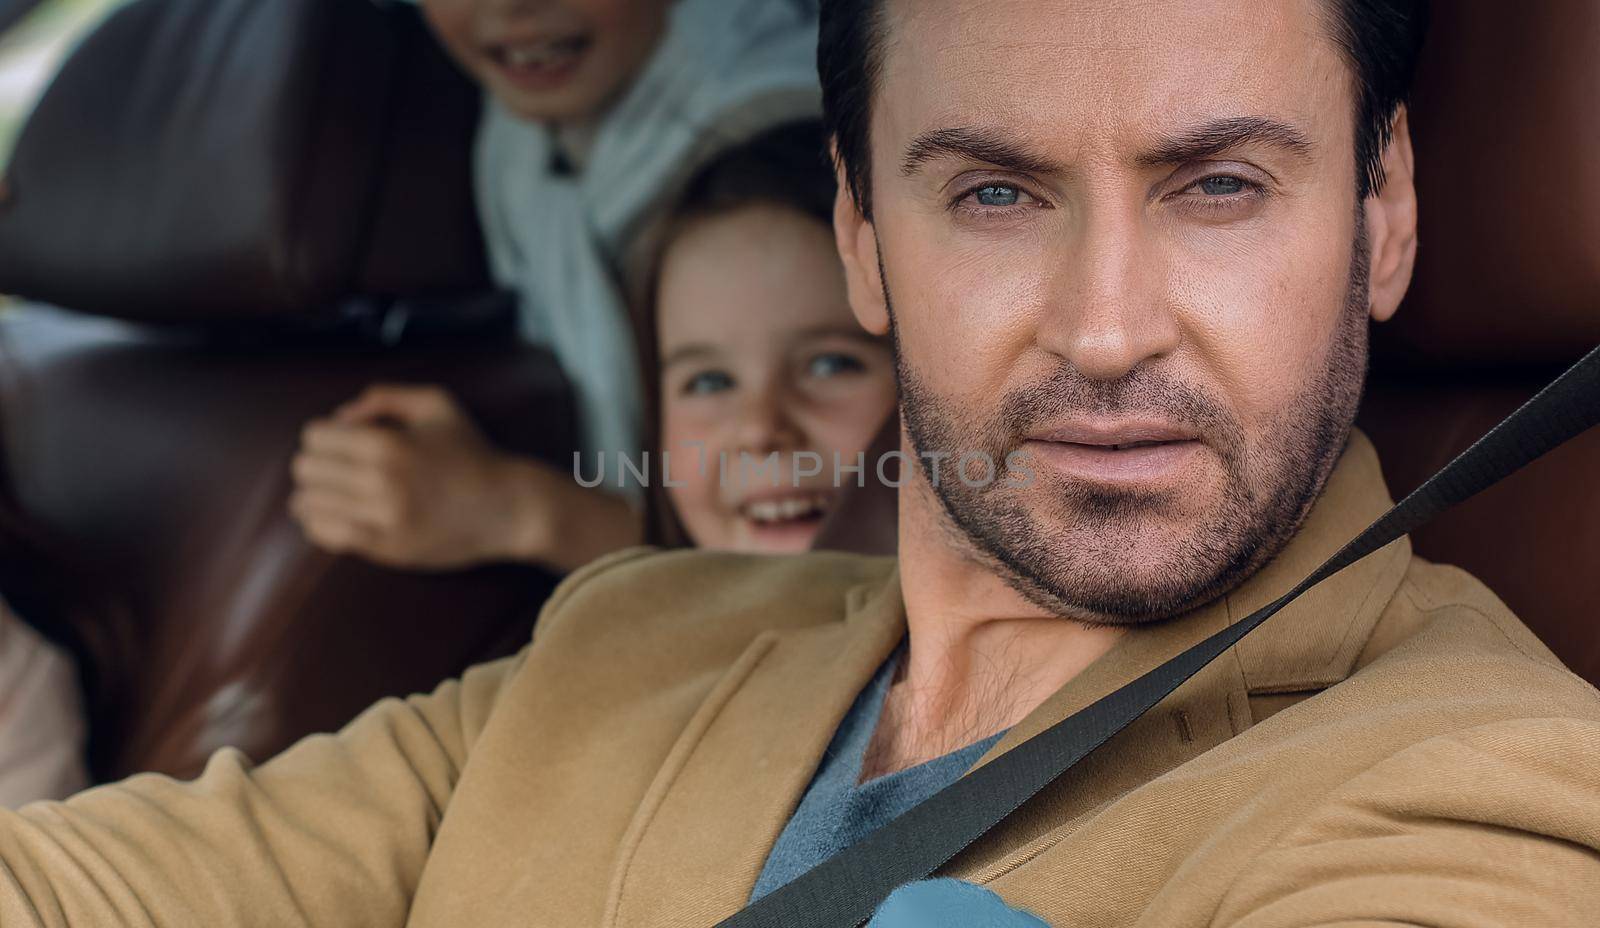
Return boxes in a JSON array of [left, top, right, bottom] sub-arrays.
[[289, 0, 822, 574]]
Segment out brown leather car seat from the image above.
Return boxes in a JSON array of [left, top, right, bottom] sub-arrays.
[[0, 309, 575, 780], [0, 0, 576, 779], [1359, 0, 1599, 686]]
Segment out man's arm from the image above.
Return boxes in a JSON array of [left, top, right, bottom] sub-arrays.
[[1213, 718, 1600, 927], [0, 651, 521, 928]]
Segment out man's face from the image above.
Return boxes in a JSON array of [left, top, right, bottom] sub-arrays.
[[852, 0, 1394, 623], [422, 0, 671, 124]]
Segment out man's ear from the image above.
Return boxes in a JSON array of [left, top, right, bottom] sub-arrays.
[[832, 153, 891, 336], [1363, 108, 1419, 324]]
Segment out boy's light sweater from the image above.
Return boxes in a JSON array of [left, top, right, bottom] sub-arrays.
[[474, 0, 823, 494]]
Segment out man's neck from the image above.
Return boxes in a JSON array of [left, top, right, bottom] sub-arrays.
[[863, 475, 1125, 781]]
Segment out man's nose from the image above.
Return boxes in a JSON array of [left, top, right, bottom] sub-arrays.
[[1034, 211, 1181, 382]]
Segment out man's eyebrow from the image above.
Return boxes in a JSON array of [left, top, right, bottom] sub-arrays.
[[1136, 116, 1314, 167], [900, 127, 1063, 178]]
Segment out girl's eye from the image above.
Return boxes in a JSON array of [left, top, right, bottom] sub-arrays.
[[807, 352, 866, 379], [681, 370, 735, 396]]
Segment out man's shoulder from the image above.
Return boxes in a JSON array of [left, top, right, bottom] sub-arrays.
[[1366, 556, 1582, 677], [1198, 557, 1600, 880], [1240, 554, 1600, 780], [1234, 562, 1600, 899], [532, 546, 898, 652], [1339, 554, 1600, 725]]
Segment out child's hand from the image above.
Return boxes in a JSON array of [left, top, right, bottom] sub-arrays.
[[289, 385, 532, 571]]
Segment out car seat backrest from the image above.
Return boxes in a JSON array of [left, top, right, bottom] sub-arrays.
[[1360, 0, 1600, 686], [0, 0, 487, 324]]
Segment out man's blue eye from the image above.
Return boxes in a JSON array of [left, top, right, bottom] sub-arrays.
[[808, 352, 865, 379], [974, 185, 1021, 207], [683, 370, 734, 396], [1198, 176, 1247, 196]]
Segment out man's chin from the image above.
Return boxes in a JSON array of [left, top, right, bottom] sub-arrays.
[[969, 505, 1261, 626], [1031, 570, 1235, 626]]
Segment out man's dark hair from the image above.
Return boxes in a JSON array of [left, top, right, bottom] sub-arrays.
[[819, 0, 1430, 219]]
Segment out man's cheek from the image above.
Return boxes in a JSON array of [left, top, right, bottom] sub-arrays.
[[895, 246, 1050, 392], [1168, 253, 1343, 422]]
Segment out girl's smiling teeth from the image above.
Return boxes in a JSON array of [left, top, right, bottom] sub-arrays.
[[738, 493, 833, 527]]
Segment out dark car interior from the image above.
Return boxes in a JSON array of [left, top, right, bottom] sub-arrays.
[[0, 0, 579, 779], [0, 0, 1595, 790]]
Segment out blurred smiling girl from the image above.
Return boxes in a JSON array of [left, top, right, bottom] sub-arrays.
[[648, 123, 897, 554]]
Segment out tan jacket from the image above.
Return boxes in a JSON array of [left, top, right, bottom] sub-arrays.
[[4, 432, 1599, 927]]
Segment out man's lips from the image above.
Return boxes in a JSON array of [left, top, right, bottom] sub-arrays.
[[1026, 420, 1200, 447], [1021, 420, 1203, 484]]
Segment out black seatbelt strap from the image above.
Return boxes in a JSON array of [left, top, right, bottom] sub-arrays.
[[717, 342, 1600, 928]]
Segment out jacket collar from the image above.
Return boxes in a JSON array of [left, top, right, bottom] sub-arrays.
[[1223, 430, 1412, 692]]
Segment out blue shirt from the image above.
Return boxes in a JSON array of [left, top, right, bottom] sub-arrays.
[[750, 653, 1007, 902]]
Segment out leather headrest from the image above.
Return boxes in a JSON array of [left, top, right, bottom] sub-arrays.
[[0, 0, 488, 324], [1383, 0, 1600, 367]]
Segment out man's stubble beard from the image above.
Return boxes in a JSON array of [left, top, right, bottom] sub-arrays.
[[892, 214, 1373, 625]]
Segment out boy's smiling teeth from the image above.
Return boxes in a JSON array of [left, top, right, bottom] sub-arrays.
[[498, 37, 589, 70]]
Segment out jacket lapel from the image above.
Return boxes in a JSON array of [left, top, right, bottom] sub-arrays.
[[946, 596, 1246, 881], [603, 570, 907, 928], [1225, 431, 1411, 692]]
